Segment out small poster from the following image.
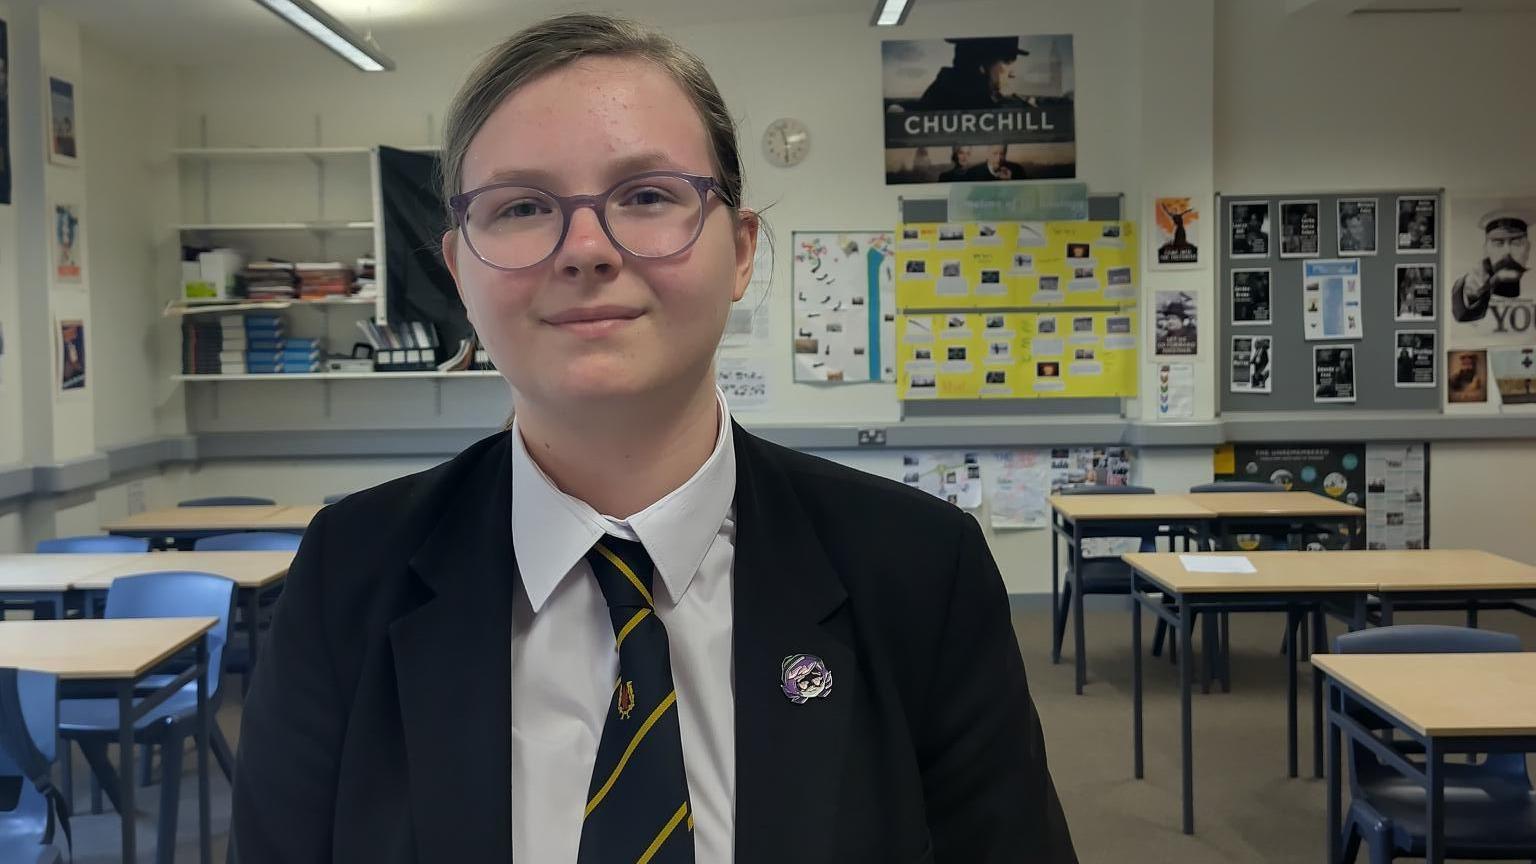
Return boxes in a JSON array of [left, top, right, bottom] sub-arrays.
[[1155, 362, 1195, 419], [1154, 290, 1197, 356], [1394, 264, 1435, 322], [1152, 195, 1200, 268], [1364, 443, 1429, 550], [1303, 259, 1364, 340], [986, 450, 1052, 529], [1396, 196, 1437, 253], [1313, 345, 1357, 403], [1230, 200, 1271, 259], [1447, 200, 1534, 333], [1231, 268, 1271, 325], [57, 319, 85, 392], [1337, 198, 1378, 256], [1394, 330, 1436, 388], [1491, 346, 1536, 406], [716, 356, 770, 409], [53, 204, 81, 282], [1447, 349, 1488, 403], [47, 75, 77, 167], [1230, 334, 1273, 393], [1215, 441, 1368, 546], [901, 452, 983, 510], [1280, 200, 1321, 258], [791, 231, 896, 383]]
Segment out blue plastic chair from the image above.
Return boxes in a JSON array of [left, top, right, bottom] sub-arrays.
[[193, 532, 300, 694], [177, 496, 275, 507], [1334, 625, 1536, 863], [0, 668, 66, 864], [192, 532, 302, 553], [1055, 485, 1162, 683], [58, 572, 235, 864], [35, 535, 150, 554]]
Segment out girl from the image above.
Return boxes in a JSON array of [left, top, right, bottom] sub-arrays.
[[233, 14, 1075, 863]]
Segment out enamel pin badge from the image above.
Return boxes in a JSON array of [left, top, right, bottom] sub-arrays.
[[780, 653, 833, 704], [617, 680, 636, 719]]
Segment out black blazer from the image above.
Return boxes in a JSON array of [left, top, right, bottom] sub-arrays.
[[233, 425, 1077, 863]]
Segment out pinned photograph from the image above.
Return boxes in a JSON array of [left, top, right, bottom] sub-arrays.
[[1396, 196, 1437, 253], [57, 319, 85, 392], [1394, 264, 1435, 322], [1447, 349, 1488, 403], [47, 75, 78, 167], [1037, 316, 1057, 334], [1394, 330, 1436, 388], [1230, 200, 1271, 259], [53, 204, 82, 283], [984, 370, 1008, 385], [1313, 345, 1357, 403], [1491, 346, 1536, 405], [1337, 198, 1378, 256], [1036, 361, 1061, 378], [1067, 242, 1091, 260], [1280, 200, 1321, 258], [1231, 268, 1271, 325], [1155, 290, 1198, 356], [1230, 334, 1272, 393]]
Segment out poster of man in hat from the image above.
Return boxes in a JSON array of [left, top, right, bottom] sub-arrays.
[[1451, 206, 1533, 324], [881, 34, 1075, 185]]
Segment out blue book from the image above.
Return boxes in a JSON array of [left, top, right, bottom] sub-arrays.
[[247, 339, 287, 352]]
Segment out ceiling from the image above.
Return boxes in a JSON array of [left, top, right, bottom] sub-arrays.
[[42, 0, 886, 67]]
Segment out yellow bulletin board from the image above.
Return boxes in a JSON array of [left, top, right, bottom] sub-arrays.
[[895, 219, 1140, 401], [895, 220, 1139, 310]]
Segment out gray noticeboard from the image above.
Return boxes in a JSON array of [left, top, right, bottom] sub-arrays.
[[1218, 190, 1443, 413]]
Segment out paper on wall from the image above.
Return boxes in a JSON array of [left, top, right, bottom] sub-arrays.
[[715, 356, 770, 410], [900, 451, 983, 510], [986, 450, 1051, 529]]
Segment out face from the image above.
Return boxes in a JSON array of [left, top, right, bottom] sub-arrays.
[[984, 58, 1016, 98], [1344, 215, 1365, 242], [445, 56, 756, 414], [986, 144, 1007, 168], [1485, 228, 1531, 270]]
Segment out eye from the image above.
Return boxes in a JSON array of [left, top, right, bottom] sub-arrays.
[[498, 199, 552, 219], [619, 185, 681, 207]]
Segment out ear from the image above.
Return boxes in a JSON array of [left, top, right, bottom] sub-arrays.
[[731, 210, 761, 303], [442, 229, 469, 310]]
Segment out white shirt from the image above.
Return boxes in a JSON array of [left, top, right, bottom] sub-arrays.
[[510, 391, 737, 863]]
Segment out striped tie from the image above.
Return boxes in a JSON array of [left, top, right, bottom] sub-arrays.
[[578, 538, 695, 864]]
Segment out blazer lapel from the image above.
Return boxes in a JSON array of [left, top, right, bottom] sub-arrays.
[[731, 424, 854, 864], [389, 434, 515, 861]]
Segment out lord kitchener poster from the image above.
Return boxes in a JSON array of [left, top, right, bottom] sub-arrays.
[[881, 35, 1076, 185]]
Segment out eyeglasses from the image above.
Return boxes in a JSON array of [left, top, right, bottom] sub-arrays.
[[448, 170, 725, 271]]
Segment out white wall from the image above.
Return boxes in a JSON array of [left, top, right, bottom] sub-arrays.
[[0, 0, 21, 469], [1215, 0, 1536, 565]]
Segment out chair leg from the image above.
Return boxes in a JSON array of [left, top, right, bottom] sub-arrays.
[[155, 733, 185, 864], [212, 725, 237, 783], [1053, 581, 1073, 660], [141, 742, 155, 787], [1151, 619, 1168, 657], [59, 739, 74, 810], [1340, 820, 1361, 864], [74, 737, 123, 815]]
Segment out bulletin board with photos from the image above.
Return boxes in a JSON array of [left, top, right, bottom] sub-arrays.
[[1218, 190, 1444, 413], [894, 218, 1140, 400]]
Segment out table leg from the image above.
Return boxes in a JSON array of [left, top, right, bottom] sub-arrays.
[[244, 588, 260, 696], [1312, 606, 1326, 779], [1220, 611, 1232, 693], [1467, 598, 1479, 629], [1379, 596, 1395, 627], [1132, 579, 1144, 779], [1426, 738, 1445, 864], [1286, 608, 1298, 778], [1051, 518, 1062, 665], [118, 681, 136, 863], [1073, 522, 1087, 695], [1325, 681, 1342, 864], [197, 636, 213, 864], [1200, 613, 1215, 695], [1180, 600, 1195, 835]]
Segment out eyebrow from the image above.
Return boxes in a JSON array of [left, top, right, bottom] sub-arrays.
[[475, 151, 697, 192]]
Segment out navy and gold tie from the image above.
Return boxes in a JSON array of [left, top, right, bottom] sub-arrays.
[[578, 537, 695, 864]]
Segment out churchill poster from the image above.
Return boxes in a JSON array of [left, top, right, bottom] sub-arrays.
[[882, 35, 1076, 185]]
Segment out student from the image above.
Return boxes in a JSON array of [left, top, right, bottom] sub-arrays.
[[232, 13, 1076, 863]]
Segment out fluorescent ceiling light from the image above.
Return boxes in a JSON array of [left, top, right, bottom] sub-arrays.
[[871, 0, 913, 26], [253, 0, 396, 72]]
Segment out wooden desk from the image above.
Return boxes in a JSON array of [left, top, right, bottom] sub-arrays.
[[1048, 494, 1211, 694], [71, 550, 294, 591], [0, 617, 216, 863], [103, 504, 317, 548], [1315, 653, 1536, 864], [1185, 491, 1364, 519], [0, 554, 147, 618], [265, 504, 324, 531]]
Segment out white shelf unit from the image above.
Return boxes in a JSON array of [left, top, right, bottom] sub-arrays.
[[174, 371, 501, 382], [178, 221, 375, 232]]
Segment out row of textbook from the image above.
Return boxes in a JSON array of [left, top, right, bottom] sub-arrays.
[[181, 314, 323, 375]]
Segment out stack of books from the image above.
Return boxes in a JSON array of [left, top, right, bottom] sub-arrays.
[[242, 314, 287, 373], [181, 314, 248, 375], [296, 262, 356, 299], [240, 262, 299, 300], [357, 318, 439, 371]]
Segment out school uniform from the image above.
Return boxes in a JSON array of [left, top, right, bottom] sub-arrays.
[[231, 396, 1077, 863]]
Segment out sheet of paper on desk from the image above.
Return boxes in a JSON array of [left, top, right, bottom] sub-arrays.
[[1179, 555, 1257, 574]]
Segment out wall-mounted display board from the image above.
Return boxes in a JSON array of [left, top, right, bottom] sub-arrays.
[[1218, 190, 1443, 412], [896, 310, 1137, 399]]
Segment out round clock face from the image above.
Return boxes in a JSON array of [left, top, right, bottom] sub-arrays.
[[762, 117, 810, 167]]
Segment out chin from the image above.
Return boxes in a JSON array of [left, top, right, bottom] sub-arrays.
[[549, 358, 660, 401]]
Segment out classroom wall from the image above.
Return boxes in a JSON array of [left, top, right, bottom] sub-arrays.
[[1215, 0, 1536, 565], [0, 0, 22, 470]]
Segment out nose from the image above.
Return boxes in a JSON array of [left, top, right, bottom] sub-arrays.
[[553, 204, 622, 279]]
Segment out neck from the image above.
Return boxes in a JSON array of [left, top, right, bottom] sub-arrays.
[[516, 380, 722, 519]]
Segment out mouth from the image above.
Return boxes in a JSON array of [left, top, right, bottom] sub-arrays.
[[544, 305, 644, 336]]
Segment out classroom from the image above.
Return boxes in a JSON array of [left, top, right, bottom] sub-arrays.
[[1, 0, 1535, 861]]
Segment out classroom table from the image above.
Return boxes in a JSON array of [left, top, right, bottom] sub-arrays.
[[1048, 494, 1211, 694], [1317, 653, 1536, 864], [102, 504, 318, 548], [1126, 550, 1378, 834], [0, 617, 217, 864], [1370, 548, 1536, 626], [0, 553, 132, 618]]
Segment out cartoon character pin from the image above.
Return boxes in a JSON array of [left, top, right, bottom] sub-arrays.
[[617, 680, 636, 719], [780, 653, 833, 704]]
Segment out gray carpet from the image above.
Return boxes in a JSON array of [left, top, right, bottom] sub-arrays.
[[60, 605, 1536, 862]]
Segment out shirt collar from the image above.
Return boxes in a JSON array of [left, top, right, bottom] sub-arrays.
[[510, 388, 736, 613]]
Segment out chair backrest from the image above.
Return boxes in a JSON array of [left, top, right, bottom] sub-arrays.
[[1188, 481, 1286, 493], [0, 668, 58, 777], [104, 572, 237, 700], [1335, 624, 1528, 788], [178, 496, 275, 507], [1059, 484, 1162, 547], [323, 493, 348, 505], [194, 532, 303, 552], [1059, 484, 1155, 497], [35, 534, 150, 554]]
